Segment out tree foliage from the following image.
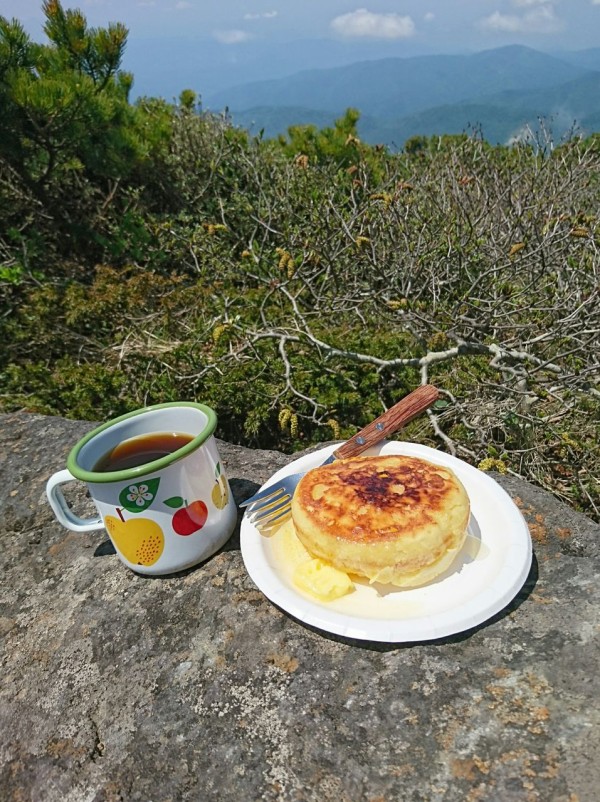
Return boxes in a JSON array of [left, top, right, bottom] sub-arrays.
[[1, 3, 599, 522], [0, 1, 173, 264]]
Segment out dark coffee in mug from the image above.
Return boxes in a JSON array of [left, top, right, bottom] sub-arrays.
[[93, 432, 194, 472]]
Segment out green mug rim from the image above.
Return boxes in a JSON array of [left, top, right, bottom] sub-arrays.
[[67, 402, 217, 484]]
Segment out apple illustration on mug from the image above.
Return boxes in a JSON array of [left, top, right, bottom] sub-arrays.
[[163, 495, 208, 535], [172, 500, 208, 536]]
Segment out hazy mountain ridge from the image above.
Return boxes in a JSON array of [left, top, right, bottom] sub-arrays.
[[556, 46, 600, 71], [362, 69, 600, 147], [207, 45, 600, 148], [126, 36, 432, 101], [207, 46, 588, 115]]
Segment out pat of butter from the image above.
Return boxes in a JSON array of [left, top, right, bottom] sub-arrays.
[[271, 518, 355, 602], [293, 558, 354, 602]]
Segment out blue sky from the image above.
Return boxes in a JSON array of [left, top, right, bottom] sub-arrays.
[[7, 0, 600, 49], [4, 1, 600, 99]]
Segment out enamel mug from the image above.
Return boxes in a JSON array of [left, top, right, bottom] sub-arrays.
[[46, 402, 237, 575]]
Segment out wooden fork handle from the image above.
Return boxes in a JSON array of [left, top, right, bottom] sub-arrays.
[[332, 385, 440, 460]]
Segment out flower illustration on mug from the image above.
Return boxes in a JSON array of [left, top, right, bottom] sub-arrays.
[[119, 477, 161, 513], [127, 484, 153, 506]]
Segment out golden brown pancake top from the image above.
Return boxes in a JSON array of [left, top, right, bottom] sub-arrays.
[[292, 454, 466, 544]]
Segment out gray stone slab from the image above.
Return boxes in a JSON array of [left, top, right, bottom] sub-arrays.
[[0, 411, 598, 801]]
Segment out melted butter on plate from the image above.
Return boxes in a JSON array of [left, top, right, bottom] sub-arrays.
[[268, 518, 490, 620], [270, 519, 354, 601]]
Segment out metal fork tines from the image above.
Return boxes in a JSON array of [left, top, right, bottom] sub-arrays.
[[244, 486, 293, 529]]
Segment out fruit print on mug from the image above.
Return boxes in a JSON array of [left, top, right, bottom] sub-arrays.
[[211, 462, 229, 509], [165, 496, 209, 536], [106, 461, 232, 564], [105, 512, 165, 567]]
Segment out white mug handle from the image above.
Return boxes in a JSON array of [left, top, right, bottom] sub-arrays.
[[46, 469, 105, 533]]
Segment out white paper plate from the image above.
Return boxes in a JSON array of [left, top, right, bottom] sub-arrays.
[[240, 441, 532, 642]]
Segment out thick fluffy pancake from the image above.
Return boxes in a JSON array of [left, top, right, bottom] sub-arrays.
[[291, 454, 470, 587]]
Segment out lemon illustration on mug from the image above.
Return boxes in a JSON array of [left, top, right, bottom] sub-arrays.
[[211, 462, 229, 510], [103, 477, 165, 566], [105, 512, 165, 566]]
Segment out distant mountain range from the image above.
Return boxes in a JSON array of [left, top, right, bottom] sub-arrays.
[[125, 36, 428, 101], [204, 45, 600, 148]]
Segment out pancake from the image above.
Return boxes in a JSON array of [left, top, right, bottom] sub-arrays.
[[290, 454, 470, 587]]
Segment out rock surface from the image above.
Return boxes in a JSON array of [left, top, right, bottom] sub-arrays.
[[0, 411, 599, 802]]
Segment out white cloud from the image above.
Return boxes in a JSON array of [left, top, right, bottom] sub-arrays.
[[511, 0, 551, 6], [592, 0, 600, 5], [175, 1, 193, 9], [213, 29, 253, 44], [424, 12, 435, 22], [244, 11, 278, 20], [331, 8, 415, 39], [480, 4, 563, 33]]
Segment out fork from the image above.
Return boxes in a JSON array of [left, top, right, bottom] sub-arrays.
[[240, 384, 440, 530]]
